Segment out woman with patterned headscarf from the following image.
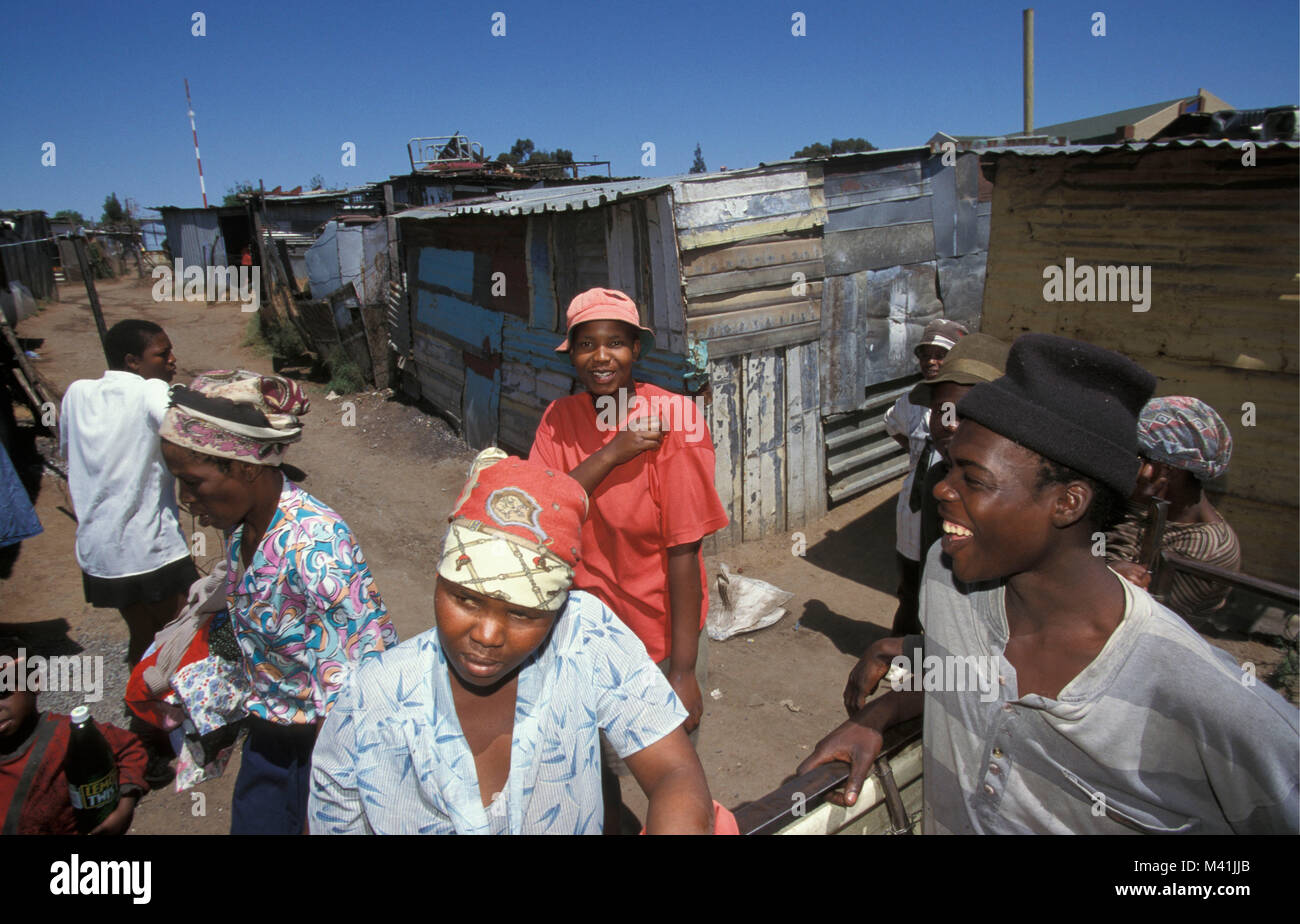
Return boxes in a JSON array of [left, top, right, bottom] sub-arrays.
[[1106, 395, 1242, 620], [309, 449, 716, 835], [159, 370, 397, 834]]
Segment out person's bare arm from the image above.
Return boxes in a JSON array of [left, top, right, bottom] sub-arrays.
[[843, 634, 905, 716], [88, 794, 138, 835], [567, 418, 665, 495], [666, 541, 704, 734], [624, 726, 713, 834], [797, 688, 923, 807]]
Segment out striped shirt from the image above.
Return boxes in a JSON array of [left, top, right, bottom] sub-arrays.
[[918, 542, 1299, 834], [308, 590, 686, 835], [1107, 501, 1242, 618]]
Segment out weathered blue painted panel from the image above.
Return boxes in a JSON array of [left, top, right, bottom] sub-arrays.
[[501, 313, 691, 393], [417, 245, 476, 297], [528, 220, 557, 332], [462, 365, 500, 449], [414, 289, 502, 356]]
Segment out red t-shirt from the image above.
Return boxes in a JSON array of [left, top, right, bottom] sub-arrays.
[[0, 712, 148, 835], [530, 382, 729, 662]]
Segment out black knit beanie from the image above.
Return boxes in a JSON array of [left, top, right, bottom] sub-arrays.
[[956, 333, 1157, 496]]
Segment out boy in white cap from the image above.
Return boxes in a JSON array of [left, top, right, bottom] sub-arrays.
[[882, 318, 968, 636]]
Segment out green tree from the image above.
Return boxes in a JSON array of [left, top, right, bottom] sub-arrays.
[[52, 209, 87, 226], [495, 139, 574, 167], [309, 173, 326, 190], [101, 192, 127, 225], [690, 143, 707, 173], [222, 181, 255, 206], [495, 138, 535, 166], [793, 137, 876, 158]]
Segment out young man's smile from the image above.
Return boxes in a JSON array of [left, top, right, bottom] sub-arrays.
[[934, 421, 1059, 584]]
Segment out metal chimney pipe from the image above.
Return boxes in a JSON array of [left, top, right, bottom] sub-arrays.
[[1023, 9, 1035, 135]]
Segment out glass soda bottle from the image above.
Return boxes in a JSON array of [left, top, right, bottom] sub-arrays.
[[66, 706, 119, 833]]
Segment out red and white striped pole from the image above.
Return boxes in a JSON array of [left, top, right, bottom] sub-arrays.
[[185, 78, 208, 208]]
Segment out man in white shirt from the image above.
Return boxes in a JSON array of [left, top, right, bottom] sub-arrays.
[[883, 318, 967, 636], [60, 319, 196, 665]]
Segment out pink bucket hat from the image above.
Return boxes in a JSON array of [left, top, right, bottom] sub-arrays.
[[554, 287, 656, 353]]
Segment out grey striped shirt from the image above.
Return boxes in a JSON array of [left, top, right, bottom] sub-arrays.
[[918, 543, 1299, 834]]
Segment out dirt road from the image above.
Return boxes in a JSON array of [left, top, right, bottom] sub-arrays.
[[2, 276, 1288, 833]]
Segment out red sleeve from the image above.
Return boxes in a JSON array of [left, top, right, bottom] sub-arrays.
[[529, 401, 563, 469], [100, 721, 149, 796], [656, 404, 729, 548]]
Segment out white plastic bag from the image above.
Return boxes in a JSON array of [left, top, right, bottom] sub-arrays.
[[706, 562, 793, 641]]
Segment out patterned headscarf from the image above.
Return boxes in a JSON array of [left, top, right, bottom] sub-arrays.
[[161, 370, 309, 466], [1138, 396, 1233, 482], [437, 449, 588, 613]]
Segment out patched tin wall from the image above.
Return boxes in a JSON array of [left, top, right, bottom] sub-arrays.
[[978, 143, 1299, 583]]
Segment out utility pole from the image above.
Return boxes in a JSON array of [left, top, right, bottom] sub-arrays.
[[1023, 9, 1035, 136]]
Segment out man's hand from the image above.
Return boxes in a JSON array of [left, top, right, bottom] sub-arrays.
[[88, 794, 138, 835], [1110, 560, 1151, 589], [601, 416, 665, 465], [796, 720, 884, 808], [668, 669, 703, 735], [843, 635, 905, 716]]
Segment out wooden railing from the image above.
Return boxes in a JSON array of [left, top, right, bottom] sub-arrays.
[[732, 716, 923, 835]]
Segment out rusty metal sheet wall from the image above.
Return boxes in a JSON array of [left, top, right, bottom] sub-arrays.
[[821, 263, 943, 414], [979, 146, 1299, 582], [820, 151, 990, 419], [674, 167, 826, 250], [673, 165, 828, 540]]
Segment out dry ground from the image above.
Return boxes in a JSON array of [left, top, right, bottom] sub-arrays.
[[2, 276, 1290, 834]]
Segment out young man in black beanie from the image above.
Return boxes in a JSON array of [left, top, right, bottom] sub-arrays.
[[801, 333, 1299, 834]]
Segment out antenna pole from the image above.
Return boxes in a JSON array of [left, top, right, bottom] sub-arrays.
[[185, 79, 208, 207]]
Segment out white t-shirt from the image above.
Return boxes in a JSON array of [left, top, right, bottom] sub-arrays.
[[59, 370, 189, 578], [883, 395, 934, 560]]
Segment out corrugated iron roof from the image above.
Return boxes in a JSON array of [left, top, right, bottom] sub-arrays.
[[262, 185, 378, 201], [758, 145, 931, 169], [393, 177, 677, 220], [977, 138, 1299, 156]]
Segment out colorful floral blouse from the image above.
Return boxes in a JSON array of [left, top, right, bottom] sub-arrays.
[[226, 479, 397, 725]]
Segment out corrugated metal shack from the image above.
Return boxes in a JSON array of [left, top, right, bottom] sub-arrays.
[[156, 205, 245, 268], [976, 139, 1299, 583], [391, 151, 989, 546], [0, 210, 56, 302], [814, 147, 990, 504]]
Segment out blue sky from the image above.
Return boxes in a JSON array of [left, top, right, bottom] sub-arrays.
[[2, 0, 1296, 220]]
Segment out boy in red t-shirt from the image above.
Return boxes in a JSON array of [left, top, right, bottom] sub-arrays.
[[530, 288, 728, 833], [0, 638, 147, 834]]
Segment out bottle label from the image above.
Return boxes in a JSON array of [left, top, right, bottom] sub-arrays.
[[69, 771, 119, 810]]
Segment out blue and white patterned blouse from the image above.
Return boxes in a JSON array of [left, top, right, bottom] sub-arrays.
[[308, 590, 687, 834]]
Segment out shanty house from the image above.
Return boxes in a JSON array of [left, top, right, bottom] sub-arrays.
[[976, 139, 1299, 584], [391, 149, 989, 546]]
